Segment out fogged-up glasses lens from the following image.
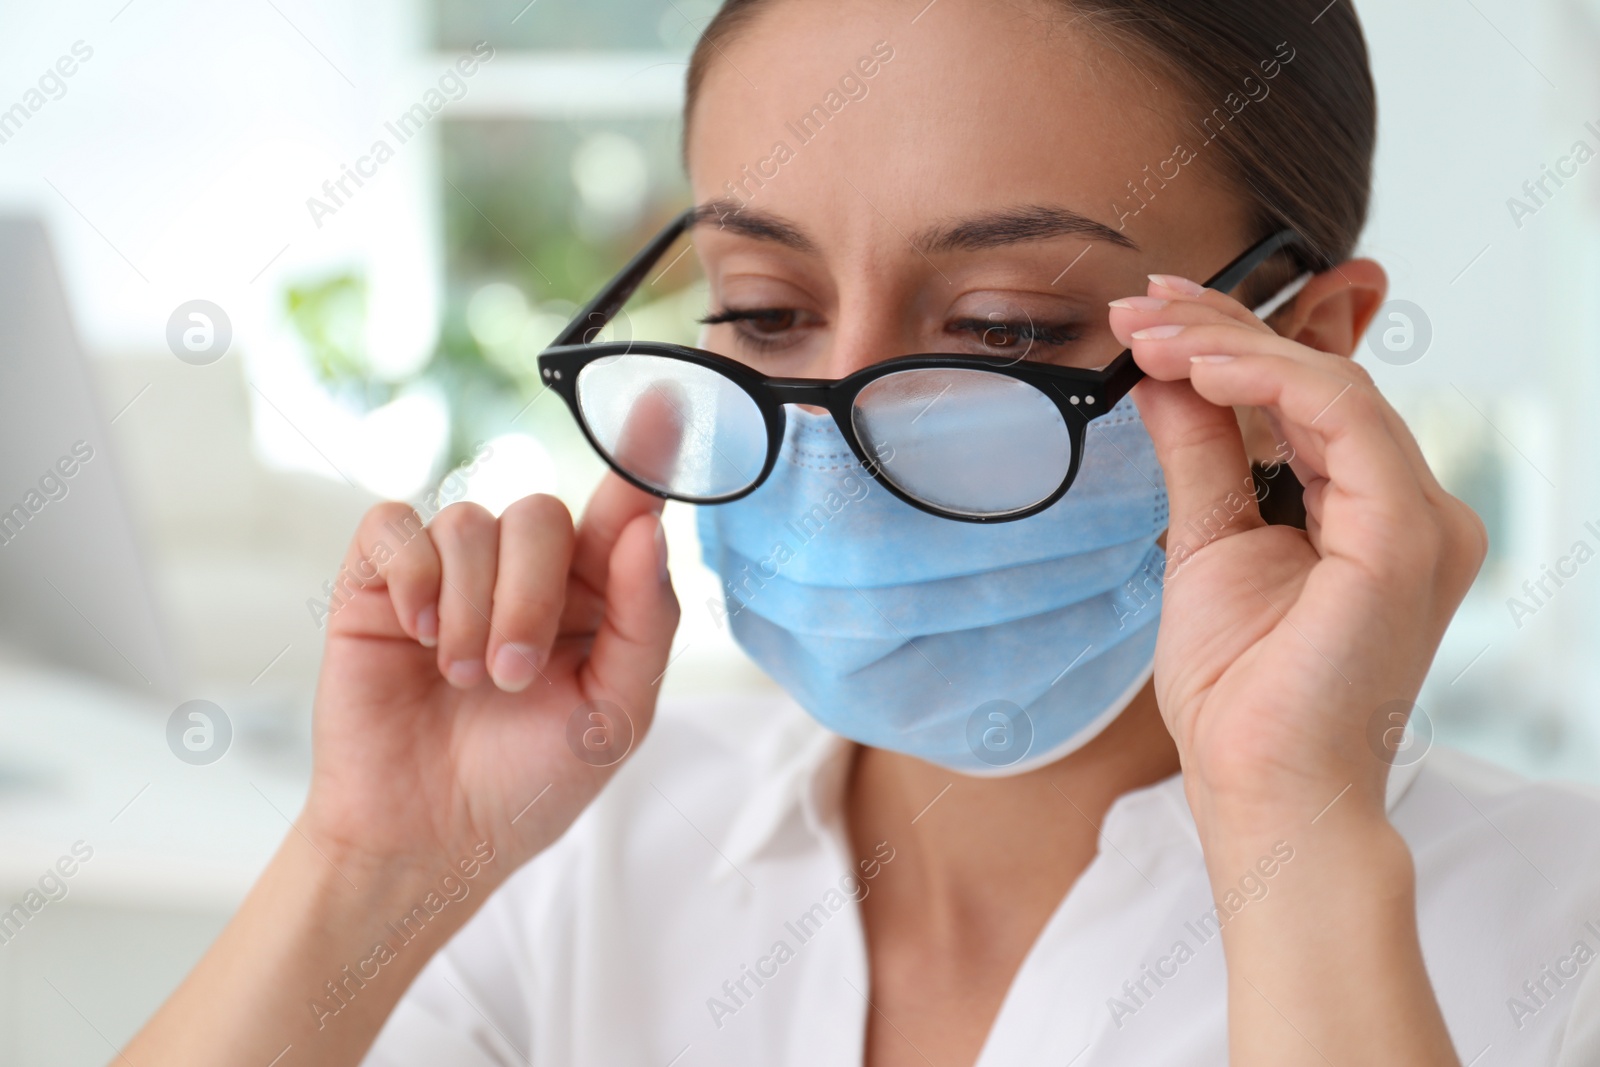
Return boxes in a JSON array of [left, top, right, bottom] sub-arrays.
[[576, 354, 1073, 517], [575, 353, 768, 499], [850, 367, 1072, 518]]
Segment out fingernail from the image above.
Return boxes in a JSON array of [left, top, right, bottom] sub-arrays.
[[1132, 325, 1187, 340], [1191, 354, 1236, 364], [415, 604, 438, 648], [1108, 296, 1170, 311], [445, 659, 485, 689], [1150, 274, 1206, 296], [491, 643, 540, 692], [654, 515, 670, 583]]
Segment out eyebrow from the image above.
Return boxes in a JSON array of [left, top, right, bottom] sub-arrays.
[[917, 205, 1137, 253], [689, 200, 819, 254], [686, 199, 1136, 256]]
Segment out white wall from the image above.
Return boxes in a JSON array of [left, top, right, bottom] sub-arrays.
[[1360, 0, 1600, 776]]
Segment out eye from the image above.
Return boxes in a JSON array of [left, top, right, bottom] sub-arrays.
[[949, 316, 1081, 354], [699, 307, 817, 352]]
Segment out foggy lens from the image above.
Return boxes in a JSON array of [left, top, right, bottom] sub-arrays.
[[576, 354, 767, 499], [851, 368, 1072, 516]]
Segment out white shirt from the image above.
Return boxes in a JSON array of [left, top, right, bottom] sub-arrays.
[[363, 693, 1600, 1066]]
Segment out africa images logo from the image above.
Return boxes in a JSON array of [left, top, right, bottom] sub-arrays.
[[1505, 119, 1600, 230]]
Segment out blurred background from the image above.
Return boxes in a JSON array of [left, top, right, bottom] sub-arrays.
[[1, 0, 1598, 1061]]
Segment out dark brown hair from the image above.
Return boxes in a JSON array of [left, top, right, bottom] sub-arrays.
[[684, 0, 1377, 287]]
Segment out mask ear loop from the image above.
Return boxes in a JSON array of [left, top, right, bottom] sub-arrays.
[[1251, 271, 1313, 322]]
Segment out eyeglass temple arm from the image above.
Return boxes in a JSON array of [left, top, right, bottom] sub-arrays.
[[1098, 229, 1308, 406], [551, 208, 697, 348]]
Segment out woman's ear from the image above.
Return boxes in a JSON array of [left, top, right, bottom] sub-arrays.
[[1268, 257, 1388, 358]]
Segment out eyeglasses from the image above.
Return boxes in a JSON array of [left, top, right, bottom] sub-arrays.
[[538, 208, 1304, 523]]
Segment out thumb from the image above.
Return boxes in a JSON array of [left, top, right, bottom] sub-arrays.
[[578, 511, 681, 727], [1131, 378, 1265, 559]]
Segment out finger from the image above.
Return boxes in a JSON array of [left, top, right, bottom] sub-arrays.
[[1130, 321, 1443, 495], [1111, 302, 1293, 390], [1113, 285, 1317, 529], [329, 503, 440, 645], [1130, 377, 1265, 557], [1120, 288, 1449, 496], [1255, 407, 1323, 496], [1117, 277, 1423, 500], [1148, 273, 1276, 330], [565, 471, 667, 634], [1183, 351, 1425, 510], [578, 511, 680, 732], [429, 502, 500, 689], [1108, 288, 1272, 345], [611, 381, 688, 491], [1302, 476, 1330, 547], [486, 494, 576, 693]]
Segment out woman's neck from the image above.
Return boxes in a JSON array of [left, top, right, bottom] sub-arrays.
[[845, 682, 1181, 946]]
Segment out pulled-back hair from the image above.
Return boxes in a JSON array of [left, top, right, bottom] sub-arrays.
[[684, 0, 1377, 285]]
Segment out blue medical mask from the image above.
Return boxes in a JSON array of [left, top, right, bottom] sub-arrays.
[[696, 397, 1169, 776]]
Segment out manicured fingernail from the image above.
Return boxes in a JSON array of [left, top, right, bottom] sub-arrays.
[[415, 604, 438, 648], [445, 659, 485, 689], [1132, 325, 1187, 340], [1108, 296, 1169, 311], [1150, 274, 1206, 296], [654, 515, 670, 583], [491, 643, 540, 692], [1191, 355, 1236, 364]]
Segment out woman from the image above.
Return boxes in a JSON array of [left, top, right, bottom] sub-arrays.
[[129, 0, 1600, 1064]]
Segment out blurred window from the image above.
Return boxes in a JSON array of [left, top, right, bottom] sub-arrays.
[[421, 2, 710, 489], [433, 0, 721, 51]]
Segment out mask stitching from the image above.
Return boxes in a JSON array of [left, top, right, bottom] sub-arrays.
[[782, 418, 862, 472], [786, 445, 863, 473]]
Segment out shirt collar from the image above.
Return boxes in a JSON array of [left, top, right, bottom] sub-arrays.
[[715, 700, 1434, 880], [715, 700, 855, 883]]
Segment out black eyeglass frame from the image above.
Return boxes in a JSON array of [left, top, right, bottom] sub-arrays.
[[538, 207, 1306, 523]]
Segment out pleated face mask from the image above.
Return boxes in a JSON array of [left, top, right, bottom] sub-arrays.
[[696, 396, 1169, 776]]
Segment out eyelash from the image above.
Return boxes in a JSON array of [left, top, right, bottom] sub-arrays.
[[948, 317, 1082, 350], [698, 308, 802, 352], [699, 308, 1083, 356]]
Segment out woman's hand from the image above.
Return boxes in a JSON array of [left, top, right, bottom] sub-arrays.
[[124, 476, 680, 1066], [1108, 275, 1486, 833], [302, 475, 680, 885], [1108, 273, 1484, 1067]]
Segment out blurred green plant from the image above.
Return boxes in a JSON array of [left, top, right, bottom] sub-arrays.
[[281, 117, 699, 475], [283, 273, 394, 411], [282, 268, 523, 471]]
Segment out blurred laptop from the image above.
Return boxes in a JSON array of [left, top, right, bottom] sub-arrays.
[[0, 215, 174, 696]]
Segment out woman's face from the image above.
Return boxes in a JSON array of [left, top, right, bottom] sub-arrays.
[[685, 0, 1258, 378]]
